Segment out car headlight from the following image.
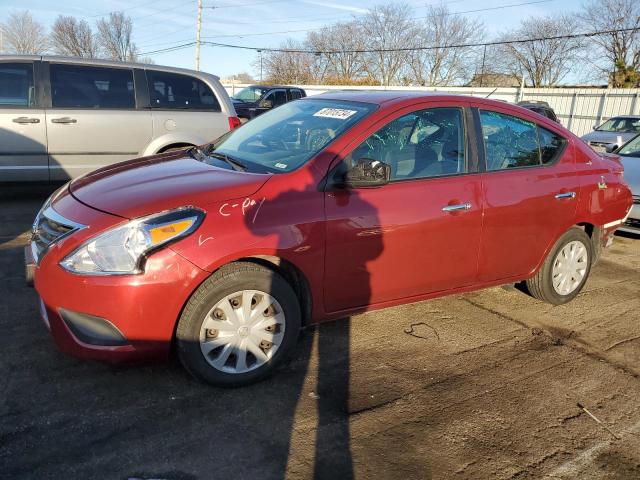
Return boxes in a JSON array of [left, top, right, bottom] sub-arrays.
[[60, 207, 204, 275]]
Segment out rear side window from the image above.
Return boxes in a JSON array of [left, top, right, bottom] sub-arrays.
[[265, 89, 287, 107], [480, 110, 541, 170], [538, 126, 566, 164], [50, 64, 135, 109], [146, 71, 220, 111], [0, 63, 35, 107], [290, 89, 303, 100]]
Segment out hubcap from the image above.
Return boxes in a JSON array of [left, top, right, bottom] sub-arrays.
[[551, 240, 588, 296], [199, 290, 285, 374]]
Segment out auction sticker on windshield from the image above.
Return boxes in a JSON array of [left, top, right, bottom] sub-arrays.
[[313, 108, 358, 120]]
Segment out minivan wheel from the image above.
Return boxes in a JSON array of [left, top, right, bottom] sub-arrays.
[[176, 262, 301, 386], [526, 228, 593, 305]]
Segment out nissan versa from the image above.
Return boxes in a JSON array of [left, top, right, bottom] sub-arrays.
[[28, 92, 633, 386]]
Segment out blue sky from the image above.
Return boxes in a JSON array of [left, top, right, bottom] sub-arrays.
[[2, 0, 586, 80]]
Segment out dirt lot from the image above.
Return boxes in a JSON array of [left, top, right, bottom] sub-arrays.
[[1, 186, 639, 480]]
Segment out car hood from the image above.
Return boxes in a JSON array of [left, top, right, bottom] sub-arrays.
[[620, 155, 640, 195], [69, 152, 271, 219], [581, 130, 637, 144]]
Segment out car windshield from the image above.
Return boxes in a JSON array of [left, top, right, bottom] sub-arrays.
[[596, 117, 640, 133], [618, 134, 640, 157], [233, 86, 266, 102], [210, 99, 377, 173]]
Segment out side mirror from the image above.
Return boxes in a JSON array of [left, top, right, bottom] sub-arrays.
[[605, 144, 617, 153], [260, 99, 273, 109], [342, 158, 390, 188], [593, 125, 598, 130]]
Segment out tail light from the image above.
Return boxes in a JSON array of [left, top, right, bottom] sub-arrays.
[[228, 116, 241, 130]]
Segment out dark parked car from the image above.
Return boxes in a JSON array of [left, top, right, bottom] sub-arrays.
[[231, 85, 306, 121], [517, 100, 560, 124]]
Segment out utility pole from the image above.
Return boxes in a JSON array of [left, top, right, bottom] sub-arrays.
[[195, 0, 203, 71], [257, 50, 263, 82]]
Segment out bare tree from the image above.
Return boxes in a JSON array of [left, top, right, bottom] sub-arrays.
[[307, 22, 367, 83], [51, 15, 98, 58], [259, 39, 317, 84], [579, 0, 640, 86], [357, 4, 420, 85], [409, 5, 485, 86], [496, 15, 584, 86], [96, 12, 138, 61], [1, 11, 48, 54]]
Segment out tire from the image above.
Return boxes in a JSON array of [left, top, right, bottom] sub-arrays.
[[176, 262, 301, 386], [526, 227, 593, 305]]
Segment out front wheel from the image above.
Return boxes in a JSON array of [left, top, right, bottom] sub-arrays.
[[526, 228, 593, 305], [176, 262, 301, 386]]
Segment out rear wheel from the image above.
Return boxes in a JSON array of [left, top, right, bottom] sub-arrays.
[[526, 228, 592, 305], [176, 262, 301, 386]]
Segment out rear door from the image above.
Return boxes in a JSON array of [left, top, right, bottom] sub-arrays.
[[46, 62, 152, 180], [0, 61, 48, 182], [146, 69, 228, 146], [324, 102, 483, 312], [473, 104, 578, 282]]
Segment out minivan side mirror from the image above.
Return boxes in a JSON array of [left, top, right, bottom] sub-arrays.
[[593, 125, 598, 130], [342, 158, 391, 188], [260, 99, 273, 109], [605, 144, 617, 153]]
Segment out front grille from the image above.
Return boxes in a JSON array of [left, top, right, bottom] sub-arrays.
[[589, 141, 608, 147], [31, 207, 82, 263]]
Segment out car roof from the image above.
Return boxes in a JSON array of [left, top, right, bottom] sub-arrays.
[[310, 90, 465, 105], [245, 85, 303, 89], [0, 54, 220, 80], [607, 115, 640, 120]]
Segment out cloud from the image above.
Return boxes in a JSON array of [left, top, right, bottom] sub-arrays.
[[299, 0, 368, 14]]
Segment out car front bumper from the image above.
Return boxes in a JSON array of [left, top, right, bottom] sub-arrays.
[[28, 193, 210, 363]]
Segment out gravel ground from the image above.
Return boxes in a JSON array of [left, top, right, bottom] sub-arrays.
[[1, 186, 639, 480]]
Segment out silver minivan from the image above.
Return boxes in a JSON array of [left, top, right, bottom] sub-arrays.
[[0, 55, 239, 182]]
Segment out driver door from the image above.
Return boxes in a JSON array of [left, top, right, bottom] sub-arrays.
[[323, 102, 483, 313]]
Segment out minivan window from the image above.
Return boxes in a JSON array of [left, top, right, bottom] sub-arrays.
[[0, 63, 35, 107], [50, 64, 135, 109], [350, 107, 466, 180], [596, 117, 640, 133], [147, 71, 220, 111], [213, 99, 376, 173], [480, 110, 541, 170], [290, 89, 303, 100], [233, 86, 266, 102]]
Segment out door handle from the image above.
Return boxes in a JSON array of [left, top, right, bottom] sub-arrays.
[[442, 203, 472, 212], [51, 117, 77, 124], [554, 192, 576, 200], [12, 117, 40, 124]]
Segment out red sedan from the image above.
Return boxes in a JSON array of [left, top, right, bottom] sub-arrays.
[[28, 92, 633, 386]]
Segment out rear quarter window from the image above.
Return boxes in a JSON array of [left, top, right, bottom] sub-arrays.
[[0, 63, 35, 107], [146, 70, 221, 111]]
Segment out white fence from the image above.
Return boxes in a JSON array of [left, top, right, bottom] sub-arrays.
[[223, 84, 640, 138]]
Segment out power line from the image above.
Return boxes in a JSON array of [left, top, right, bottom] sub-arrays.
[[139, 27, 639, 56]]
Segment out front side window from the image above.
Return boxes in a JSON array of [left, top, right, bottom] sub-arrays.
[[0, 63, 35, 107], [349, 107, 466, 180], [480, 110, 541, 170], [597, 117, 640, 133], [50, 65, 135, 109], [290, 89, 303, 100], [212, 99, 376, 173], [147, 71, 220, 110]]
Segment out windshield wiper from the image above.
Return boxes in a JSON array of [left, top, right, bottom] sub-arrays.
[[208, 151, 248, 172], [186, 146, 208, 161]]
